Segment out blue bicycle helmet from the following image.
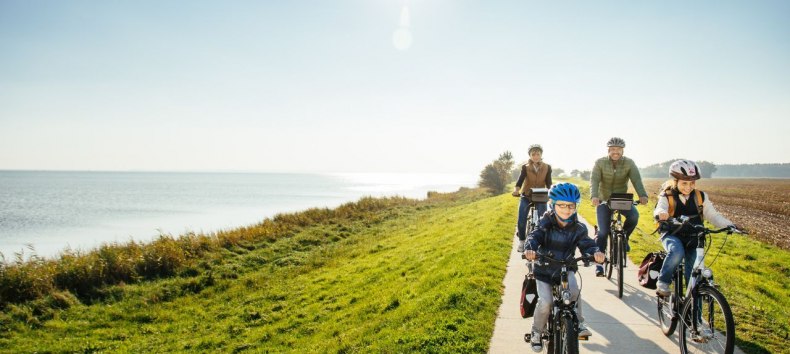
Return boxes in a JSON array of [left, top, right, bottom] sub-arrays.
[[548, 183, 581, 204]]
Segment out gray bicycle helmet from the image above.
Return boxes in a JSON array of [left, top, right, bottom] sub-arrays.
[[606, 137, 626, 148], [528, 144, 543, 154]]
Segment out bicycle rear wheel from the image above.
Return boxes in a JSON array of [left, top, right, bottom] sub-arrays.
[[617, 234, 625, 298], [679, 285, 735, 354], [657, 293, 678, 336]]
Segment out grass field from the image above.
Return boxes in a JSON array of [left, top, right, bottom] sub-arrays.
[[574, 177, 789, 354], [1, 179, 787, 353], [1, 188, 515, 353]]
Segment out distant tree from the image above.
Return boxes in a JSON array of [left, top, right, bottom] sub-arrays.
[[478, 151, 515, 194], [552, 168, 565, 178], [570, 169, 581, 178], [580, 170, 591, 180], [712, 163, 790, 178]]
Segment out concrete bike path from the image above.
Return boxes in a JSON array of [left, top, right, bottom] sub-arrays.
[[488, 215, 745, 354]]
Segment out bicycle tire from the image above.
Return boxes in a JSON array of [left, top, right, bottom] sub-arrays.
[[548, 313, 558, 354], [657, 293, 679, 336], [606, 233, 615, 280], [561, 315, 579, 354], [679, 285, 735, 354], [617, 234, 625, 298]]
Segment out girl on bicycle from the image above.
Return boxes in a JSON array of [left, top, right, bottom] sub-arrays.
[[524, 182, 605, 352], [512, 144, 553, 252], [654, 160, 741, 296]]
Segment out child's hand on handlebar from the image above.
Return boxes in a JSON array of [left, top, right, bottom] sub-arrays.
[[657, 212, 669, 221], [594, 252, 605, 264], [524, 250, 536, 260]]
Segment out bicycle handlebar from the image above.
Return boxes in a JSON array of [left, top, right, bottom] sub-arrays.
[[659, 216, 747, 235]]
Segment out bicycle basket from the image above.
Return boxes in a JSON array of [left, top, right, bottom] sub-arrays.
[[608, 193, 633, 211], [530, 188, 549, 203]]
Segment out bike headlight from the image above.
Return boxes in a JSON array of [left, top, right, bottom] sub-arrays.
[[702, 268, 713, 279], [562, 291, 571, 305]]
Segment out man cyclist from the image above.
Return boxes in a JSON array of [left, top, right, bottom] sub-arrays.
[[512, 144, 552, 252], [590, 137, 648, 276]]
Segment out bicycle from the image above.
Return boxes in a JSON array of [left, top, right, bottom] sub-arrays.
[[655, 216, 746, 354], [513, 188, 549, 251], [523, 252, 595, 354], [595, 193, 639, 299]]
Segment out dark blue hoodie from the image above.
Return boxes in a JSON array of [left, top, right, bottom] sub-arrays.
[[526, 210, 599, 283]]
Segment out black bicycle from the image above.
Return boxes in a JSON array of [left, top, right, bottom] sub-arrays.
[[524, 252, 594, 354], [597, 193, 639, 299], [655, 216, 745, 354], [526, 188, 549, 236]]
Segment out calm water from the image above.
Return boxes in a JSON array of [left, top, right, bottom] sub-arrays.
[[0, 171, 476, 259]]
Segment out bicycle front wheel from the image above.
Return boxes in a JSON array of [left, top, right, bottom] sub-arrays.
[[617, 234, 625, 298], [561, 315, 579, 354], [679, 285, 735, 354], [606, 234, 615, 280]]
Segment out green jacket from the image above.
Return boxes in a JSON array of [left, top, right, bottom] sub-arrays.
[[590, 156, 647, 201]]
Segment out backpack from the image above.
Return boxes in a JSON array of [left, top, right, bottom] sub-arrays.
[[520, 273, 539, 318], [637, 251, 667, 289], [654, 187, 705, 230]]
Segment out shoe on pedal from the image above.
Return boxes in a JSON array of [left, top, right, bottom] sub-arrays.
[[656, 282, 670, 297], [578, 322, 592, 337], [517, 240, 526, 253], [595, 265, 604, 277], [530, 330, 543, 352], [692, 328, 714, 343]]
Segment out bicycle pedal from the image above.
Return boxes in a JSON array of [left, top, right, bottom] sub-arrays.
[[578, 335, 590, 341]]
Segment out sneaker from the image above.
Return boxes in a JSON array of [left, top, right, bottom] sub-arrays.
[[578, 322, 592, 337], [530, 330, 543, 352], [656, 282, 670, 297], [692, 328, 714, 343], [517, 240, 526, 253], [595, 265, 604, 277]]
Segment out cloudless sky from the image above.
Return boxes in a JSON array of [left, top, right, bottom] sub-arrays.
[[1, 0, 788, 174]]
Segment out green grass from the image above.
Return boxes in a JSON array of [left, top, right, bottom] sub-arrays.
[[571, 178, 789, 354], [2, 180, 786, 353], [0, 188, 515, 353]]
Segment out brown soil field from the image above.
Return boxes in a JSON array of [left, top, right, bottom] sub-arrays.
[[640, 178, 790, 250]]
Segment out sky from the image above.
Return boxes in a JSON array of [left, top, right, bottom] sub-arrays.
[[1, 0, 789, 174]]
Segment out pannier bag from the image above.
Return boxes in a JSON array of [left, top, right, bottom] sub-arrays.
[[637, 251, 667, 289], [520, 274, 539, 318]]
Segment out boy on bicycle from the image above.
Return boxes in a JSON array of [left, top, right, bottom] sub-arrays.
[[524, 183, 605, 352], [512, 144, 553, 252], [654, 160, 740, 297], [590, 137, 648, 276]]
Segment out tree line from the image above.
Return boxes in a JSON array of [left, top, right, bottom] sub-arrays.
[[479, 154, 790, 193]]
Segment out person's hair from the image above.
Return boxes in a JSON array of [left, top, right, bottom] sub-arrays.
[[661, 179, 678, 194]]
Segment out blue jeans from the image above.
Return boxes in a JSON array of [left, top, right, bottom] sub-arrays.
[[657, 235, 698, 286], [517, 196, 548, 240], [594, 203, 639, 252]]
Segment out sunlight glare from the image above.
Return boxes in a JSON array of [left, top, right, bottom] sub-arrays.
[[392, 5, 412, 51]]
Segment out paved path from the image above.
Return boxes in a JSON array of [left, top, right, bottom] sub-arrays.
[[488, 215, 744, 354]]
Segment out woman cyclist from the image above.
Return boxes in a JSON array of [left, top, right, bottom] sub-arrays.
[[654, 159, 741, 297], [524, 182, 605, 352], [512, 144, 553, 252]]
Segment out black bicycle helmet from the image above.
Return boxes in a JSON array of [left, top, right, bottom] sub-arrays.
[[606, 137, 626, 148]]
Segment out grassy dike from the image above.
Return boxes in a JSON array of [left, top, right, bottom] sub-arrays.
[[0, 189, 517, 353], [571, 178, 788, 354]]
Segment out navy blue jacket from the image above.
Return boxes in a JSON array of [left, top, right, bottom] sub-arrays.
[[526, 211, 599, 283]]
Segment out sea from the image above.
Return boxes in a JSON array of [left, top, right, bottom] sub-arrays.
[[0, 171, 477, 259]]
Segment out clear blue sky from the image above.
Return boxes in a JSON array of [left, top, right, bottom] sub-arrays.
[[1, 0, 788, 174]]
